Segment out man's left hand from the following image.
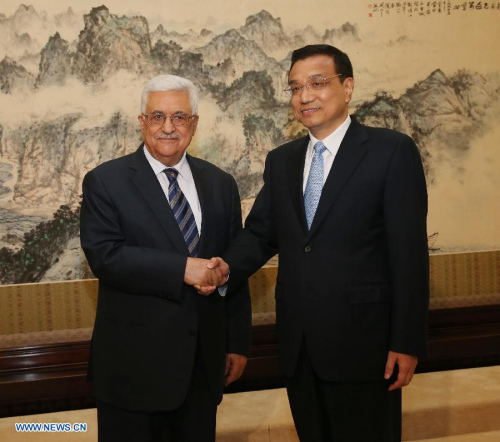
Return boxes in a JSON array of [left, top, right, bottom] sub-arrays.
[[384, 350, 418, 391], [224, 353, 247, 386]]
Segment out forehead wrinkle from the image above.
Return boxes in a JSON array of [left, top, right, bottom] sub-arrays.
[[288, 73, 329, 84], [147, 108, 189, 115]]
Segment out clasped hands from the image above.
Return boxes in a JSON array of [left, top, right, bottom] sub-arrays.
[[184, 257, 228, 296]]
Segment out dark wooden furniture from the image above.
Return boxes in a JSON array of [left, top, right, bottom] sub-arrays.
[[1, 304, 500, 418]]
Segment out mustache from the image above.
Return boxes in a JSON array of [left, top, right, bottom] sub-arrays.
[[155, 132, 180, 140]]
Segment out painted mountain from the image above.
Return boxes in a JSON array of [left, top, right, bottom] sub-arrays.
[[0, 5, 499, 284]]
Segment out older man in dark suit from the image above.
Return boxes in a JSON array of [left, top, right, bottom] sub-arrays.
[[213, 45, 430, 441], [80, 74, 251, 442]]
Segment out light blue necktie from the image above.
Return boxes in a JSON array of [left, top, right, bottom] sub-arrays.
[[164, 168, 200, 257], [304, 141, 327, 229]]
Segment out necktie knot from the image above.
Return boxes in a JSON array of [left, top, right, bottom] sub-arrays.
[[314, 141, 326, 155], [164, 168, 179, 183]]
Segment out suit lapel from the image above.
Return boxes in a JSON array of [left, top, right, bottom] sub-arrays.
[[308, 120, 369, 238], [286, 137, 309, 233], [186, 154, 210, 257], [128, 145, 189, 255]]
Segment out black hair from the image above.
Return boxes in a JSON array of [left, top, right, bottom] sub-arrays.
[[290, 44, 353, 80]]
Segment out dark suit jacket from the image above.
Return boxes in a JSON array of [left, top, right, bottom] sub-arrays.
[[80, 145, 251, 411], [224, 119, 429, 382]]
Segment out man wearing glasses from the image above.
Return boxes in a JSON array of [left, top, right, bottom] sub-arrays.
[[80, 74, 251, 441], [219, 44, 430, 441]]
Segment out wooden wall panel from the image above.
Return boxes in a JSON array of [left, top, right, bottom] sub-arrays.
[[2, 305, 500, 417]]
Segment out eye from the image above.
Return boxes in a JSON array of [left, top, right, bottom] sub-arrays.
[[152, 112, 164, 121], [290, 85, 302, 93], [173, 114, 187, 122]]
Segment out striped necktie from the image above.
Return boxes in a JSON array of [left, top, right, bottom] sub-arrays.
[[164, 168, 200, 257], [304, 141, 327, 229]]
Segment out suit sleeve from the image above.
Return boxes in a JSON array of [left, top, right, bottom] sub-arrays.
[[225, 176, 252, 355], [80, 168, 187, 301], [223, 152, 279, 294], [384, 135, 430, 357]]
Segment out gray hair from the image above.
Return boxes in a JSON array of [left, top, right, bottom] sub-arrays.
[[140, 75, 199, 114]]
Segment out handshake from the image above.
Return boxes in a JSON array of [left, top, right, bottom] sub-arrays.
[[184, 257, 229, 296]]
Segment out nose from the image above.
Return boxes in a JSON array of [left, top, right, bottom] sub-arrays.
[[299, 86, 314, 103], [161, 116, 176, 132]]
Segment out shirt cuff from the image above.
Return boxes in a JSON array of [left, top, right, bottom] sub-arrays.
[[218, 284, 227, 297]]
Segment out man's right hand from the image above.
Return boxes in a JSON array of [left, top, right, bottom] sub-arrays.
[[184, 257, 229, 295]]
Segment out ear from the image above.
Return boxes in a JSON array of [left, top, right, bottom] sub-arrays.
[[191, 115, 199, 134], [138, 114, 146, 131], [343, 77, 354, 103]]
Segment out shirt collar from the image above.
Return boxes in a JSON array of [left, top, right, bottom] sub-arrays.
[[143, 145, 192, 182], [308, 115, 351, 154]]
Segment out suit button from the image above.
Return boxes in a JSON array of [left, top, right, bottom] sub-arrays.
[[304, 245, 311, 253], [189, 330, 197, 337]]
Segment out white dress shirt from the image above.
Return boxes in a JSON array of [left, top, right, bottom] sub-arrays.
[[143, 146, 202, 235], [303, 115, 352, 193]]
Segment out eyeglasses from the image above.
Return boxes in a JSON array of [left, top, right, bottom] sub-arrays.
[[142, 112, 197, 126], [284, 74, 343, 97]]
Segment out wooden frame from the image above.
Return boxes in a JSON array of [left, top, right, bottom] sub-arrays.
[[1, 304, 500, 417]]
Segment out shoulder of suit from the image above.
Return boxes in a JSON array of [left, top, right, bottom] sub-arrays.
[[269, 135, 309, 157], [354, 123, 421, 162], [85, 148, 138, 177], [187, 154, 234, 180], [354, 120, 414, 144]]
